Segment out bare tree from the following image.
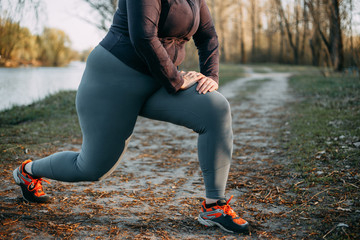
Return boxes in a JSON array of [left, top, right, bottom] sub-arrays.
[[300, 0, 309, 63], [349, 0, 354, 65], [74, 0, 354, 69], [265, 0, 278, 62], [0, 0, 45, 63], [307, 0, 322, 66], [81, 0, 118, 32], [0, 0, 44, 22], [275, 0, 300, 64], [307, 0, 344, 71], [237, 0, 247, 63], [250, 0, 257, 60], [327, 0, 344, 71]]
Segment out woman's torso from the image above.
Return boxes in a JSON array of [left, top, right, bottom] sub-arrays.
[[100, 0, 202, 75]]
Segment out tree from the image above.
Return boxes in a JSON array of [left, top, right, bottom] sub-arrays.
[[13, 26, 39, 63], [264, 0, 278, 62], [38, 28, 72, 66], [300, 0, 309, 63], [0, 0, 44, 23], [327, 0, 344, 71], [76, 0, 356, 69], [249, 0, 257, 60], [80, 0, 117, 32], [307, 0, 344, 71], [0, 18, 23, 64], [237, 0, 247, 63], [275, 0, 300, 64]]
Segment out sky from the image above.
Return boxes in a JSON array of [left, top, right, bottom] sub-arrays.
[[24, 0, 105, 51]]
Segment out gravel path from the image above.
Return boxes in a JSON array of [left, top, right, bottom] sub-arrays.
[[2, 67, 301, 239]]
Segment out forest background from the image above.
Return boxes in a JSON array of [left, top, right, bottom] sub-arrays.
[[0, 0, 359, 72]]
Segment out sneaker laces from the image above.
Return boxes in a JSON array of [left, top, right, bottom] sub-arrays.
[[28, 178, 50, 196], [221, 195, 238, 218]]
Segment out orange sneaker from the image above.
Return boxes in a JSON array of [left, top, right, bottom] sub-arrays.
[[13, 160, 51, 203], [198, 195, 249, 233]]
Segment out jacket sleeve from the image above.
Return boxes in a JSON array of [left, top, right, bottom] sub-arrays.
[[192, 0, 219, 84], [127, 0, 184, 93]]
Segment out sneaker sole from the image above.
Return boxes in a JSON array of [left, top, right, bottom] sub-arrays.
[[13, 168, 31, 202], [198, 214, 249, 233], [13, 168, 50, 203], [13, 168, 21, 185]]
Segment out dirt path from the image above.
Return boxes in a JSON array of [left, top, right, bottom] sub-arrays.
[[2, 67, 302, 239]]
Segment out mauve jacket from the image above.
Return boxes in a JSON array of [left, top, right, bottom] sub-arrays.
[[100, 0, 219, 93]]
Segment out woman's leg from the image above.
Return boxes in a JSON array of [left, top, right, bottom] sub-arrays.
[[30, 45, 160, 181], [139, 85, 233, 200]]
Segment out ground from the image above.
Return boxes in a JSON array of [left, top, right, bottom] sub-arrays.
[[0, 66, 358, 239]]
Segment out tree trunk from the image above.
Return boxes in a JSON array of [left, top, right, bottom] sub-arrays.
[[275, 0, 299, 64], [295, 0, 300, 64], [266, 0, 276, 62], [217, 1, 226, 62], [300, 0, 308, 62], [328, 0, 344, 71], [279, 19, 285, 63], [309, 31, 321, 66], [306, 0, 344, 71], [238, 0, 246, 63], [250, 0, 256, 60]]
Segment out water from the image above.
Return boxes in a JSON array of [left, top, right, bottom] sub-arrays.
[[0, 61, 86, 111]]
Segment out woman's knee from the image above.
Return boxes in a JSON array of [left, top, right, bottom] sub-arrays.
[[75, 153, 123, 182], [77, 167, 111, 181], [204, 92, 232, 124], [214, 93, 231, 118], [191, 92, 232, 134]]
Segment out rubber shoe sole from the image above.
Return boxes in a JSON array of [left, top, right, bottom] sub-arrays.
[[198, 214, 249, 234], [13, 168, 51, 203]]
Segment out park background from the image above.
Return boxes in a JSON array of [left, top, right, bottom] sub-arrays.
[[0, 0, 359, 239], [0, 0, 359, 70]]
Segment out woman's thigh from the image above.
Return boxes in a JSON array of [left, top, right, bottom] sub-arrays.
[[139, 85, 232, 134], [75, 46, 161, 176], [139, 85, 233, 200]]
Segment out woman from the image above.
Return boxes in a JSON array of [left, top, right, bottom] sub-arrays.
[[13, 0, 249, 234]]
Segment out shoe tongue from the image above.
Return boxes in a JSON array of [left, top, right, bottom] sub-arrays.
[[216, 199, 227, 206]]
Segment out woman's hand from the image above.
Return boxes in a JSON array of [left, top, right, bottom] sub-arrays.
[[179, 71, 204, 90], [196, 77, 218, 94], [179, 71, 218, 94]]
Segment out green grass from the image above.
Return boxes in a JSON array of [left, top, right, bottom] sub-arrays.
[[0, 91, 81, 163], [218, 64, 246, 85], [283, 72, 360, 239], [285, 74, 360, 171], [0, 91, 77, 126], [247, 63, 320, 73], [181, 63, 246, 86]]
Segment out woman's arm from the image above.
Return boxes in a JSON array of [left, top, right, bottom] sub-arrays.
[[192, 0, 220, 84], [127, 0, 184, 93]]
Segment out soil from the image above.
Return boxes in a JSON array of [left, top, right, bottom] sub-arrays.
[[1, 67, 319, 239]]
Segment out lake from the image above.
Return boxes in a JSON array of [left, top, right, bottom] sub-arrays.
[[0, 61, 86, 111]]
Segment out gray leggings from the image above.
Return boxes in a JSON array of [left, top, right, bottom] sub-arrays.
[[32, 45, 233, 199]]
